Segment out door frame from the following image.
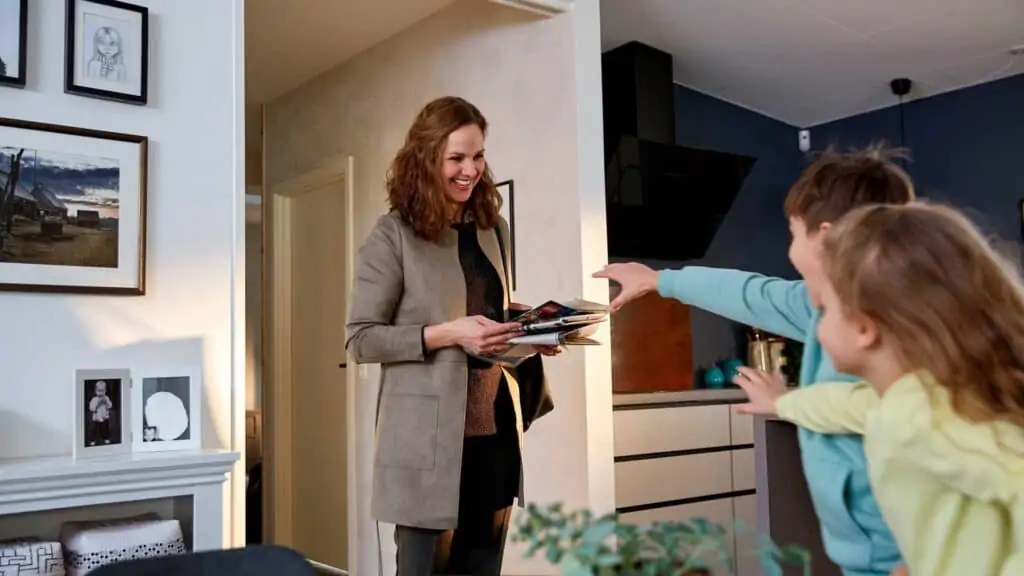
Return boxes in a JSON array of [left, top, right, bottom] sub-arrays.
[[263, 154, 358, 567]]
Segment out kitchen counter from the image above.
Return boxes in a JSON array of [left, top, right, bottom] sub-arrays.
[[610, 390, 840, 575], [613, 387, 746, 407]]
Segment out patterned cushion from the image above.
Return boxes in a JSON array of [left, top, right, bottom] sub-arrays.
[[0, 537, 65, 575], [59, 515, 186, 576]]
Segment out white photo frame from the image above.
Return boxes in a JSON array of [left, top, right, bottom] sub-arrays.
[[131, 366, 201, 452], [74, 368, 132, 459]]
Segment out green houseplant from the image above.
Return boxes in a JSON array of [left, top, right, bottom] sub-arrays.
[[513, 503, 810, 576]]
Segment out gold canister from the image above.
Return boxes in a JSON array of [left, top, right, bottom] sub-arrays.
[[747, 329, 787, 376]]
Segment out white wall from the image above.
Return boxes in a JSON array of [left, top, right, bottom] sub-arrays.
[[1, 0, 246, 545], [264, 1, 611, 573]]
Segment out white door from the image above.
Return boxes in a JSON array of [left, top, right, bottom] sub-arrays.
[[266, 156, 357, 574], [290, 175, 349, 569]]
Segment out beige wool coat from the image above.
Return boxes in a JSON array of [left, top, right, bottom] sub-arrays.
[[346, 210, 553, 530]]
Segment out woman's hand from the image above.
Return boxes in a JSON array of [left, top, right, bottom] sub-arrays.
[[592, 262, 659, 312], [731, 367, 788, 416], [444, 315, 522, 356]]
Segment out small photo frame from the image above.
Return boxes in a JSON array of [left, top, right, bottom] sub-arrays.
[[74, 368, 131, 458], [64, 0, 149, 105], [131, 366, 201, 452], [0, 0, 28, 88], [496, 179, 517, 291]]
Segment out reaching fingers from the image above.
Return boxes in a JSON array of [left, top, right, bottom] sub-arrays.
[[734, 366, 771, 385], [731, 367, 769, 397], [608, 291, 633, 313], [479, 321, 524, 336], [735, 366, 786, 391]]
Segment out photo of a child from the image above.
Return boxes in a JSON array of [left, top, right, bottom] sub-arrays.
[[84, 377, 121, 447]]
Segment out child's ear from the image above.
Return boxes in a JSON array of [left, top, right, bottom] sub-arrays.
[[855, 313, 880, 349], [816, 222, 832, 235]]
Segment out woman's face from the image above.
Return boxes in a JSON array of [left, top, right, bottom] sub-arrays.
[[440, 124, 486, 204]]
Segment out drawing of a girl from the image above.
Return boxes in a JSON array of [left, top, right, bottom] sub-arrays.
[[86, 26, 126, 83]]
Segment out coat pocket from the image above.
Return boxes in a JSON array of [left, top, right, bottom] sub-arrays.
[[376, 393, 440, 471]]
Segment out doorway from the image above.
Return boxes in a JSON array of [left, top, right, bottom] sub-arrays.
[[263, 156, 358, 573]]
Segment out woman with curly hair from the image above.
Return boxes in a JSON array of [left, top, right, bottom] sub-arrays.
[[347, 96, 557, 575]]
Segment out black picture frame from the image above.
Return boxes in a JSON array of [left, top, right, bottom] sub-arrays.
[[496, 179, 517, 291], [64, 0, 149, 105], [0, 0, 29, 88]]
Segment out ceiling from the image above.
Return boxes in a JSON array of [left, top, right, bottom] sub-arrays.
[[244, 0, 456, 158], [601, 0, 1024, 127], [245, 0, 456, 105]]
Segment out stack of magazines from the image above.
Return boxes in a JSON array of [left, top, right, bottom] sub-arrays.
[[479, 298, 609, 367]]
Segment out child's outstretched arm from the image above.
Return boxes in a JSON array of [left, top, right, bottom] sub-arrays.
[[594, 264, 814, 342], [732, 367, 878, 435], [657, 267, 814, 342]]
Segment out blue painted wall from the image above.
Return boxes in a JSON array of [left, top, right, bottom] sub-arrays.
[[656, 85, 803, 372], [809, 73, 1024, 244], [667, 73, 1024, 377]]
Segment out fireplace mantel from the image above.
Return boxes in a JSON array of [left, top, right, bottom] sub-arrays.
[[0, 450, 239, 550]]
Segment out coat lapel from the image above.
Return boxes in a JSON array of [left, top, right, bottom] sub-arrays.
[[476, 225, 510, 311]]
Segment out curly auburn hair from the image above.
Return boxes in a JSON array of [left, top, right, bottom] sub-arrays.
[[824, 201, 1024, 428], [386, 96, 502, 242]]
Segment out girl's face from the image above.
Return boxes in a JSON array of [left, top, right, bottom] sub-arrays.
[[96, 31, 121, 57], [816, 277, 876, 376], [439, 124, 485, 205]]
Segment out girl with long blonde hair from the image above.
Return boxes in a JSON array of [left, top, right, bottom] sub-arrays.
[[734, 201, 1024, 575]]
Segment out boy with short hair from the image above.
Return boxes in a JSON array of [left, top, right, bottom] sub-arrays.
[[595, 146, 914, 576]]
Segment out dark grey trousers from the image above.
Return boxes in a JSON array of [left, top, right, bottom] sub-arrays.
[[394, 507, 511, 576]]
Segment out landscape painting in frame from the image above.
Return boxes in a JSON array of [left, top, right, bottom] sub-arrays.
[[0, 117, 147, 294]]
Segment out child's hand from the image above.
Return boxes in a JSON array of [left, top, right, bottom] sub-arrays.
[[732, 366, 787, 416], [889, 565, 909, 576]]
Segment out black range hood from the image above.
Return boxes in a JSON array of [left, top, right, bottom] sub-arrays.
[[602, 41, 756, 262]]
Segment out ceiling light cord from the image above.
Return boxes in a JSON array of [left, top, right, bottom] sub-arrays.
[[898, 94, 905, 150], [889, 78, 912, 167]]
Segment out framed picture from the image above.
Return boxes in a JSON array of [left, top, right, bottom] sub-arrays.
[[64, 0, 149, 105], [131, 366, 201, 452], [496, 179, 517, 291], [0, 116, 148, 294], [74, 368, 131, 458], [0, 0, 28, 88]]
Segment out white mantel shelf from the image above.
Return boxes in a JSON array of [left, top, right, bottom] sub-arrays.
[[0, 450, 239, 550]]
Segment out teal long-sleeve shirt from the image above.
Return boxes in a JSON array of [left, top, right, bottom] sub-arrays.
[[657, 266, 901, 576]]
